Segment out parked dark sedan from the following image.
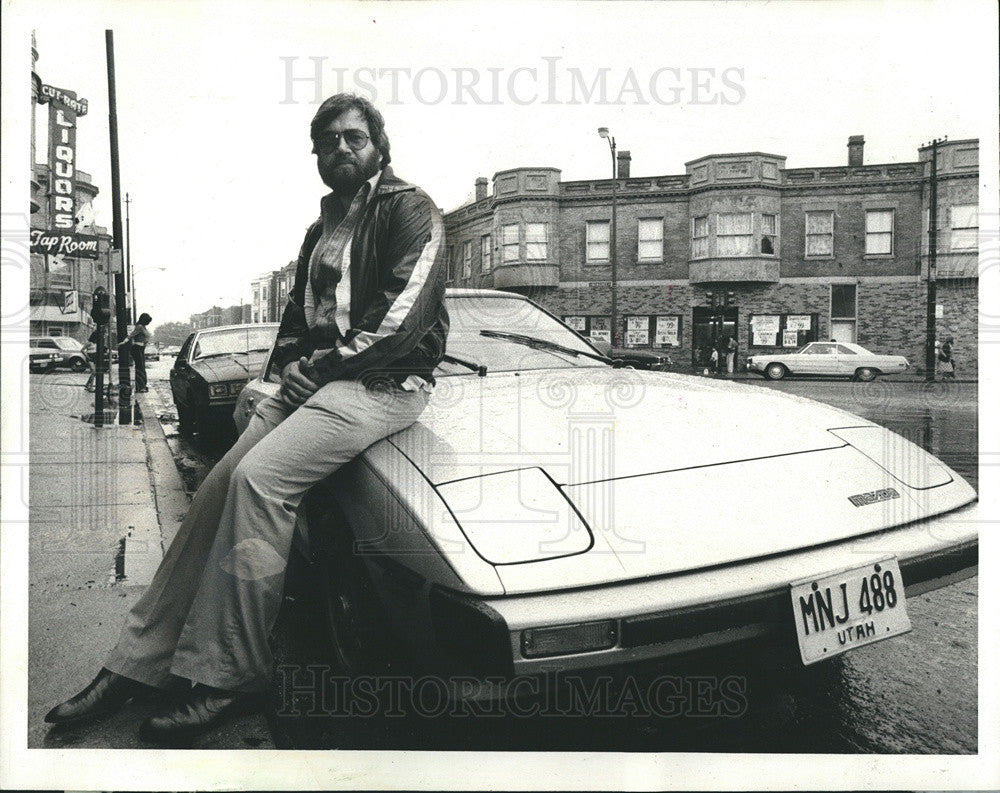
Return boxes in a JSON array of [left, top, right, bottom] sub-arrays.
[[169, 324, 278, 443], [590, 339, 673, 371]]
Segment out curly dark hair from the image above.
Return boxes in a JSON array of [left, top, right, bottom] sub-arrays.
[[310, 93, 391, 167]]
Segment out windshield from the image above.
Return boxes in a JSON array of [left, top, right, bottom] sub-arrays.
[[436, 295, 606, 375], [193, 326, 278, 360], [54, 337, 83, 351]]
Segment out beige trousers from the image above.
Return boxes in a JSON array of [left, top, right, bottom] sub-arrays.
[[105, 380, 429, 692]]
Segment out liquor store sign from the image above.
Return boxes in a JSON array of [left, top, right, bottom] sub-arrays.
[[39, 84, 88, 231]]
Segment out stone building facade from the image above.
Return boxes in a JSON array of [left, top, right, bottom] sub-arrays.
[[443, 136, 979, 377]]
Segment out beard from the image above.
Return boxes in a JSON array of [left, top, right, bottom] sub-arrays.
[[322, 150, 381, 196]]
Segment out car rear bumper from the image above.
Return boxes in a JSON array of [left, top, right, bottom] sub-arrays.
[[433, 501, 978, 677]]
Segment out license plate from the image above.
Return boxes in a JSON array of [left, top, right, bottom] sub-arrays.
[[790, 557, 911, 665]]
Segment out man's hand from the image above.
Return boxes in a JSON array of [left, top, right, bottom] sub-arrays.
[[279, 357, 320, 405]]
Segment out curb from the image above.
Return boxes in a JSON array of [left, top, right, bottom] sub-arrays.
[[136, 391, 190, 548]]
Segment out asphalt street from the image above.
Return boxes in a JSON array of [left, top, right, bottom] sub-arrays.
[[29, 360, 979, 753]]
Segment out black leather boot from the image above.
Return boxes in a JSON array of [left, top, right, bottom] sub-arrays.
[[138, 684, 265, 744], [44, 668, 150, 724]]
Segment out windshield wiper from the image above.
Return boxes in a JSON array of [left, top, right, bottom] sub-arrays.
[[194, 352, 251, 370], [443, 353, 487, 377], [479, 330, 612, 365]]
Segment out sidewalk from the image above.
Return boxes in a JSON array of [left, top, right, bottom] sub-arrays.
[[26, 372, 272, 749]]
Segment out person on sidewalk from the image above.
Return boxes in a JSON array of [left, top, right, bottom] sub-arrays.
[[938, 335, 956, 380], [725, 335, 737, 375], [122, 312, 153, 393], [44, 93, 449, 744]]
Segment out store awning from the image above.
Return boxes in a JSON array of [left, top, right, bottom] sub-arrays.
[[30, 305, 86, 324]]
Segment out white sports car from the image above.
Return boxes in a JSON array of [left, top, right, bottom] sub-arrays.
[[235, 290, 976, 685], [746, 341, 910, 381]]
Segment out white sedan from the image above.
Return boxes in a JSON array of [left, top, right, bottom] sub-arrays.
[[234, 291, 973, 687], [747, 341, 910, 381]]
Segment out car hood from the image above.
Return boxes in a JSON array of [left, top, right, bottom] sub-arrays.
[[386, 369, 975, 592], [392, 369, 854, 486], [189, 351, 268, 382]]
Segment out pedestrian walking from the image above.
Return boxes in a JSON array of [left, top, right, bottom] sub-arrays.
[[122, 312, 153, 393], [938, 335, 956, 380], [44, 93, 449, 744]]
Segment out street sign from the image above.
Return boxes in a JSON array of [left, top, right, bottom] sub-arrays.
[[109, 249, 123, 274], [63, 290, 78, 315]]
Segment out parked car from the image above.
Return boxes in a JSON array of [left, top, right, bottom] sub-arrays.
[[609, 346, 673, 371], [29, 336, 90, 372], [234, 289, 977, 686], [161, 345, 181, 357], [170, 323, 278, 442], [144, 345, 161, 362], [746, 341, 909, 381], [29, 347, 63, 373]]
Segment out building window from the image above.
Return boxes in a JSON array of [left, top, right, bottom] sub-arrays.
[[446, 245, 455, 280], [865, 209, 894, 255], [638, 218, 664, 262], [691, 216, 709, 259], [501, 224, 519, 263], [563, 315, 611, 343], [586, 220, 610, 263], [279, 282, 287, 298], [481, 234, 492, 273], [717, 213, 753, 256], [462, 240, 473, 278], [831, 284, 856, 319], [950, 204, 978, 250], [760, 213, 778, 255], [805, 211, 834, 257], [525, 223, 548, 261]]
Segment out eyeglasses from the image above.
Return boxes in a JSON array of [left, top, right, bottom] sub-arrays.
[[312, 129, 370, 154]]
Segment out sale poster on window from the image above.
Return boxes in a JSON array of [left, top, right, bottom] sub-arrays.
[[589, 316, 610, 343], [564, 316, 586, 332], [654, 316, 679, 346], [785, 315, 811, 331], [783, 330, 800, 347], [625, 316, 649, 347]]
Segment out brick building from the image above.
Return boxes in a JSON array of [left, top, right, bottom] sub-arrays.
[[443, 136, 979, 377], [29, 37, 112, 342], [189, 304, 245, 330], [246, 262, 296, 324]]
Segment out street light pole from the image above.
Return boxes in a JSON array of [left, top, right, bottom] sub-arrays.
[[598, 127, 619, 347], [925, 136, 945, 382], [125, 192, 133, 322]]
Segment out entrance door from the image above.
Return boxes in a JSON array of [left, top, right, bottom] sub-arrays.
[[830, 320, 856, 344], [691, 307, 738, 368]]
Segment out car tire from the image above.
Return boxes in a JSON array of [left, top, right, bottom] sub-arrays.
[[195, 404, 238, 451], [854, 367, 879, 382], [310, 502, 395, 677], [176, 401, 195, 436], [764, 363, 787, 381]]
